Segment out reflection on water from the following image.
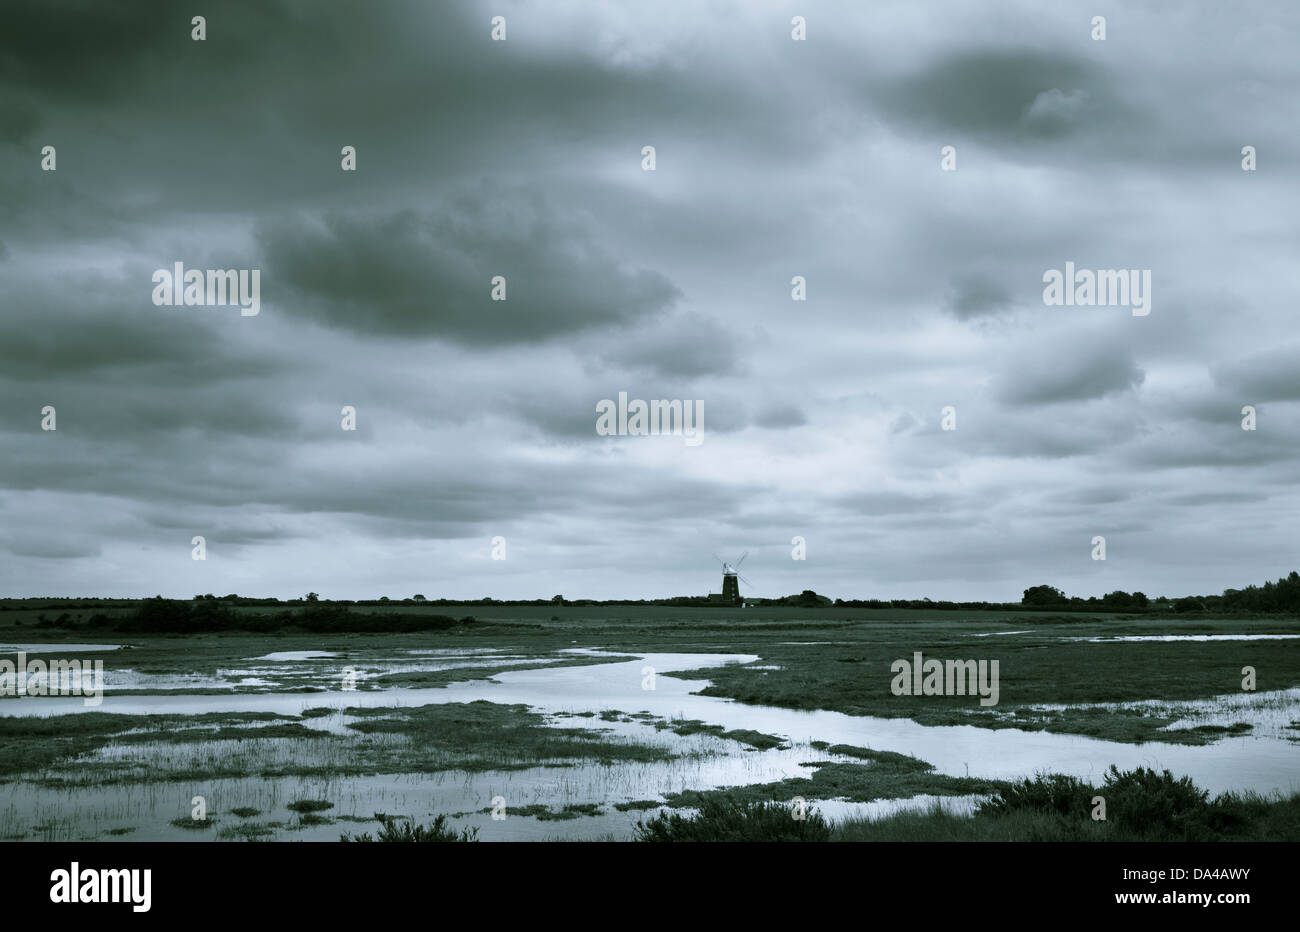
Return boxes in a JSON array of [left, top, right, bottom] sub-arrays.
[[1, 649, 571, 694], [0, 643, 123, 654], [1066, 634, 1300, 643], [0, 759, 982, 843], [1, 648, 1297, 841], [253, 650, 339, 662]]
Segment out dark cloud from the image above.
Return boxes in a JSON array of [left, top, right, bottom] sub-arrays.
[[0, 1, 1296, 600], [1045, 487, 1132, 507], [1164, 491, 1269, 507], [1213, 346, 1300, 401], [598, 313, 742, 378], [0, 98, 38, 144], [882, 49, 1119, 142], [995, 343, 1145, 406], [259, 191, 680, 343], [0, 533, 102, 560], [946, 272, 1015, 320]]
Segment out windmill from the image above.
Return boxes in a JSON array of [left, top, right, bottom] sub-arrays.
[[712, 552, 752, 605]]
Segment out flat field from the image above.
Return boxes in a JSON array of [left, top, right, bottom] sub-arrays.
[[1, 602, 1296, 841]]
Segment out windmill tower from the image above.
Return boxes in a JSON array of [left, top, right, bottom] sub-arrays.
[[712, 552, 750, 605]]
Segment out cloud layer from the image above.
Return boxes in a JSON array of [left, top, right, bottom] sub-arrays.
[[1, 0, 1297, 601]]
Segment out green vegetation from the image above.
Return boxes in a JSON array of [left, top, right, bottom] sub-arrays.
[[368, 652, 635, 689], [292, 813, 334, 827], [538, 803, 601, 820], [341, 815, 478, 842], [636, 798, 831, 842], [1017, 571, 1300, 614], [217, 822, 280, 841], [286, 799, 333, 813], [635, 715, 786, 749], [661, 746, 1000, 808], [0, 710, 309, 780], [632, 768, 1300, 842], [119, 598, 478, 634], [1, 596, 1297, 842], [1219, 570, 1300, 613], [656, 617, 1300, 743], [339, 700, 679, 772], [836, 767, 1300, 841], [1021, 585, 1150, 610], [6, 700, 695, 788], [10, 596, 481, 634]]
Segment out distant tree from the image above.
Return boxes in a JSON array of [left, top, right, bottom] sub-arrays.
[[1132, 592, 1149, 608], [1220, 571, 1300, 613], [1174, 597, 1204, 613], [305, 592, 320, 603], [551, 595, 564, 604], [1022, 585, 1066, 606], [413, 594, 426, 602], [379, 596, 390, 602]]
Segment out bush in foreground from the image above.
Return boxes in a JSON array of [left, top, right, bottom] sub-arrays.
[[832, 766, 1299, 842], [634, 797, 831, 842], [635, 768, 1300, 842], [978, 766, 1215, 839], [340, 815, 478, 843]]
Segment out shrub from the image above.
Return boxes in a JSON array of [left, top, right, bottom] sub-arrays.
[[977, 772, 1093, 818], [977, 766, 1220, 840], [634, 797, 831, 842], [286, 799, 333, 814], [341, 815, 478, 843], [1101, 765, 1210, 838]]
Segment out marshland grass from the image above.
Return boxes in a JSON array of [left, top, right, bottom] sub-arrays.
[[2, 602, 1298, 841], [341, 815, 478, 843], [833, 769, 1300, 842], [661, 745, 1003, 808], [631, 769, 1300, 842], [5, 700, 696, 788], [636, 797, 833, 842], [0, 710, 305, 779], [5, 603, 1297, 744]]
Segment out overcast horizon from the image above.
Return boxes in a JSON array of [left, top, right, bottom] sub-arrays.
[[2, 1, 1298, 603]]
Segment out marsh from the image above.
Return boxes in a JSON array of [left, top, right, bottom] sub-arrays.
[[1, 602, 1297, 841]]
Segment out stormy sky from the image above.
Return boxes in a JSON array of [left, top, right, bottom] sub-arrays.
[[1, 1, 1297, 602]]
